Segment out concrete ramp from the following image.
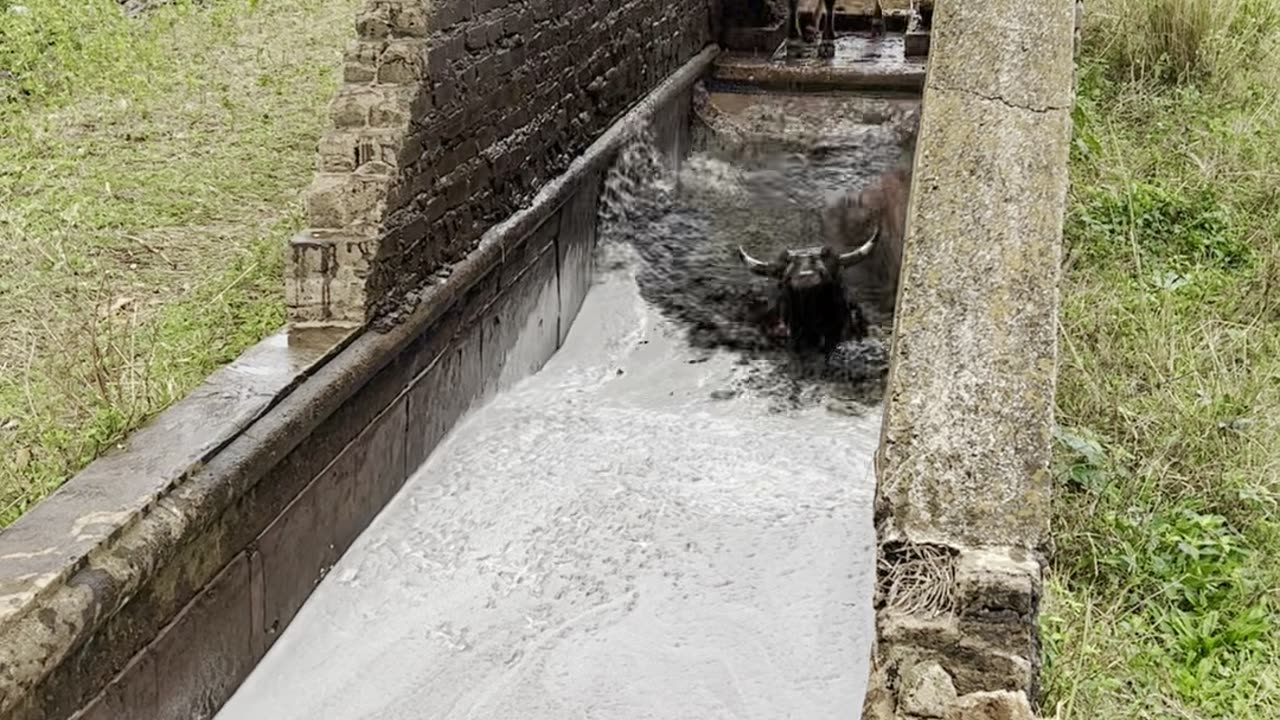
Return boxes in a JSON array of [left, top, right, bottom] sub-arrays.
[[214, 69, 916, 719]]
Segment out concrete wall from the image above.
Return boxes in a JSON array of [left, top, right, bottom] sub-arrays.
[[288, 0, 712, 325], [0, 43, 716, 720], [861, 0, 1075, 718]]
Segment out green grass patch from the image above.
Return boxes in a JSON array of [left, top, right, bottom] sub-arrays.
[[1044, 0, 1280, 717], [0, 0, 361, 526]]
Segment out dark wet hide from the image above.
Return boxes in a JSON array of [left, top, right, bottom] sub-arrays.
[[595, 122, 900, 410]]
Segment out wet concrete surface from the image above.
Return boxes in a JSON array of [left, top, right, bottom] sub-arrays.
[[215, 94, 903, 719], [715, 31, 926, 91]]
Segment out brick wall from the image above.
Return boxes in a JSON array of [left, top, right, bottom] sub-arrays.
[[289, 0, 712, 326]]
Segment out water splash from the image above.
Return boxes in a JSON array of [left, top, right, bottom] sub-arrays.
[[593, 113, 897, 410]]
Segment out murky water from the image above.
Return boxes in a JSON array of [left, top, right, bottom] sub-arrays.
[[215, 91, 905, 720], [608, 87, 916, 411]]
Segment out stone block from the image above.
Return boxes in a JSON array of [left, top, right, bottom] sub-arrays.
[[356, 3, 393, 39], [926, 0, 1074, 113], [330, 86, 381, 128], [954, 548, 1041, 623], [317, 129, 406, 175], [305, 172, 390, 231], [875, 85, 1071, 549], [465, 23, 488, 50], [425, 0, 468, 32], [944, 691, 1035, 720], [316, 130, 358, 173], [426, 33, 463, 74], [284, 233, 370, 325], [900, 661, 957, 719], [369, 86, 416, 128], [387, 1, 428, 37], [377, 38, 426, 84], [945, 641, 1034, 696], [285, 277, 366, 325], [343, 39, 385, 83]]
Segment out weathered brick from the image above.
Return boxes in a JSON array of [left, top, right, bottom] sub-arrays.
[[433, 78, 458, 108], [387, 2, 428, 36], [356, 4, 393, 38], [343, 39, 384, 83], [465, 24, 488, 50], [306, 173, 390, 231], [485, 18, 505, 45], [330, 87, 379, 128], [293, 0, 711, 326], [369, 86, 415, 127], [426, 0, 467, 31], [317, 131, 358, 173], [377, 39, 425, 84]]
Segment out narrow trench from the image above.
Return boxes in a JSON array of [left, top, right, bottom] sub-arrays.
[[216, 80, 917, 720]]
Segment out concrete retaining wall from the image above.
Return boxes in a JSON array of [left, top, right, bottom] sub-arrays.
[[0, 46, 715, 720], [288, 0, 712, 326], [861, 0, 1074, 718]]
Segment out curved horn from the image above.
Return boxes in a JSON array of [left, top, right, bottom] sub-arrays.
[[738, 246, 778, 276], [837, 227, 879, 267]]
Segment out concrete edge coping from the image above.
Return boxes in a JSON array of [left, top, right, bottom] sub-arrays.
[[0, 325, 359, 617], [0, 43, 720, 713], [863, 0, 1075, 715], [711, 42, 931, 94], [712, 56, 926, 93]]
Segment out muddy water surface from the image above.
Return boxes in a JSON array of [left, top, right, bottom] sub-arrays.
[[215, 94, 909, 719]]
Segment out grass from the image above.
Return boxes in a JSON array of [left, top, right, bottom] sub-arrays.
[[1043, 0, 1280, 717], [0, 0, 361, 527]]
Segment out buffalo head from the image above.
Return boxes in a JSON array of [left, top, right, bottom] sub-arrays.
[[737, 238, 875, 353]]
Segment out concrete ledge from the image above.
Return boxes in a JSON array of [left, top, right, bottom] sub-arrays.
[[0, 46, 717, 720], [863, 0, 1074, 715], [714, 49, 926, 92]]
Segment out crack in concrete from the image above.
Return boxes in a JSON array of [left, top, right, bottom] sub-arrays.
[[927, 79, 1069, 115]]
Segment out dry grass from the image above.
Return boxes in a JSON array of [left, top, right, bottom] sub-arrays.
[[0, 0, 361, 526], [1043, 0, 1280, 717], [1088, 0, 1280, 83]]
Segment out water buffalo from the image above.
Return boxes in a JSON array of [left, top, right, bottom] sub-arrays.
[[789, 0, 836, 46], [820, 164, 911, 325], [737, 241, 875, 353]]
